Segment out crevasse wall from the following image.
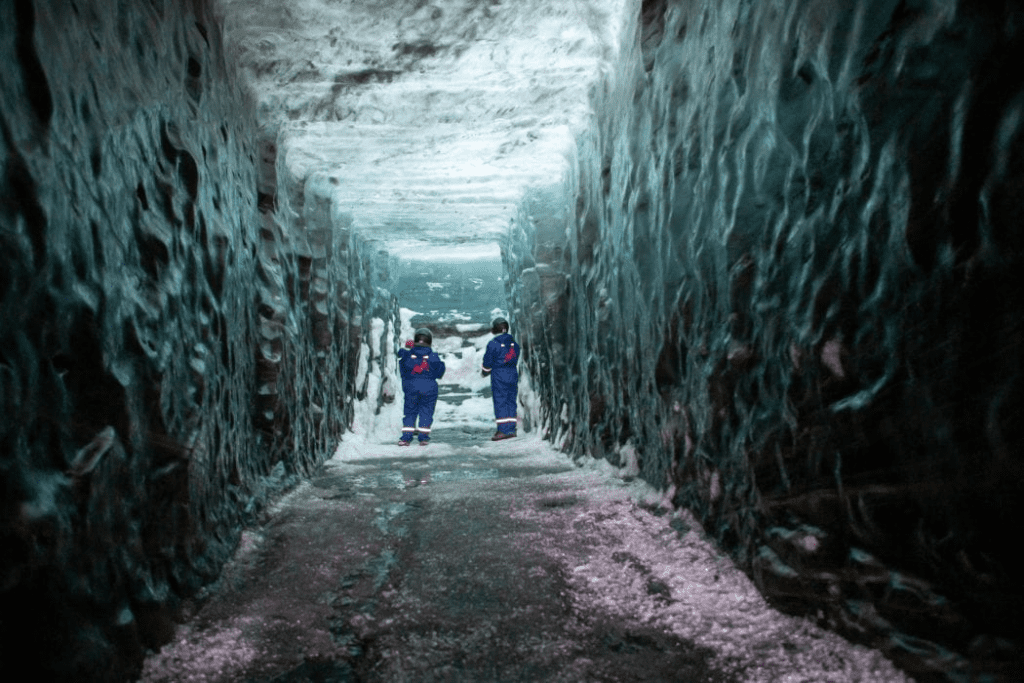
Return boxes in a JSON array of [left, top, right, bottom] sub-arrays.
[[0, 1, 395, 679], [506, 0, 1023, 679], [253, 137, 399, 472]]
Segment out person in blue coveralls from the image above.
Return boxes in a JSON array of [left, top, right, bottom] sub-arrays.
[[398, 328, 445, 446], [481, 317, 519, 441]]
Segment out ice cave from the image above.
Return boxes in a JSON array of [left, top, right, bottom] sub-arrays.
[[1, 0, 1022, 680]]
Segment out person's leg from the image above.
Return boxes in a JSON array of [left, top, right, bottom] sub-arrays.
[[492, 374, 518, 436], [417, 385, 439, 442], [400, 385, 419, 443], [505, 379, 519, 433], [490, 379, 502, 436], [489, 376, 501, 430]]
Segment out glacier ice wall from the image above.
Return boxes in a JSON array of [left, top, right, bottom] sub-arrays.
[[254, 137, 399, 472], [506, 0, 1024, 678], [0, 1, 395, 679]]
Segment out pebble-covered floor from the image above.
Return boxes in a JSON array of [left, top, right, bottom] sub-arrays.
[[141, 420, 910, 682]]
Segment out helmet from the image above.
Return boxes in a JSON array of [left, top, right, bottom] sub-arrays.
[[413, 327, 432, 346], [491, 317, 509, 334]]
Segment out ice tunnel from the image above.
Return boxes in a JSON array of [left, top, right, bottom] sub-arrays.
[[1, 0, 1022, 680]]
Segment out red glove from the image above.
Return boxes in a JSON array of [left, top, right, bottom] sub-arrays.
[[405, 339, 414, 348]]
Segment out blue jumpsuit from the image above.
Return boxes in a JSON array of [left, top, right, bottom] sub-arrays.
[[482, 333, 519, 435], [399, 345, 446, 442]]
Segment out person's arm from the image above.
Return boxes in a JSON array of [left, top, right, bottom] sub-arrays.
[[432, 353, 446, 380], [481, 341, 493, 376]]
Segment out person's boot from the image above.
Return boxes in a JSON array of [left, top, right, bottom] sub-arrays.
[[398, 439, 411, 447], [491, 431, 516, 441]]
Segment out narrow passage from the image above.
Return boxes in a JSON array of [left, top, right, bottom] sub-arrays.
[[142, 416, 909, 682]]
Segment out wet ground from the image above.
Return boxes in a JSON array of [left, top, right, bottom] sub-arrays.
[[141, 425, 910, 682]]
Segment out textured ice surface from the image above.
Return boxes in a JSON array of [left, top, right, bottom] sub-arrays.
[[143, 428, 910, 683], [0, 0, 395, 678], [1, 1, 270, 677], [220, 0, 628, 252], [505, 0, 1024, 679], [5, 0, 1022, 680]]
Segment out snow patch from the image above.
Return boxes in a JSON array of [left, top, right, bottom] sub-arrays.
[[616, 441, 640, 478], [370, 316, 385, 359]]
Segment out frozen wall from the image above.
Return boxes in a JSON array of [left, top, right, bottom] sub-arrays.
[[0, 1, 394, 679], [506, 0, 1023, 679], [254, 138, 399, 474]]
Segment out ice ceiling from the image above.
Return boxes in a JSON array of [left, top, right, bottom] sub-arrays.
[[221, 0, 628, 259]]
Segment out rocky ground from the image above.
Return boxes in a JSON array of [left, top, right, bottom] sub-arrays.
[[141, 415, 910, 682]]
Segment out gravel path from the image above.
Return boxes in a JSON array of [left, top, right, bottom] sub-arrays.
[[141, 427, 911, 682]]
